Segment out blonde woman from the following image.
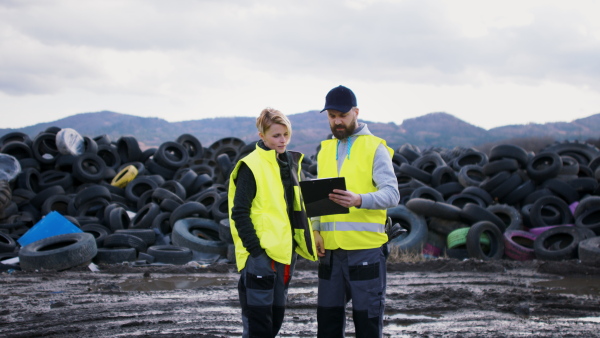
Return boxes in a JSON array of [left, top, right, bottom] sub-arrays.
[[228, 107, 318, 337]]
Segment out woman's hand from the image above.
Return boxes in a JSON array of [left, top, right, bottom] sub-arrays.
[[313, 230, 325, 257]]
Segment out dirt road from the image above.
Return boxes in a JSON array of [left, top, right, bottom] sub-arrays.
[[1, 259, 600, 337]]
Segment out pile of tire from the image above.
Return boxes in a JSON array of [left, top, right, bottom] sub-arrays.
[[2, 126, 600, 270], [0, 127, 267, 270], [379, 141, 600, 264]]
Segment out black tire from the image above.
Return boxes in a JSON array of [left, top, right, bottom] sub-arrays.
[[466, 221, 504, 260], [533, 226, 582, 261], [578, 237, 600, 266], [427, 217, 469, 236], [405, 198, 462, 221], [152, 187, 184, 205], [81, 224, 110, 246], [175, 169, 199, 196], [130, 202, 161, 229], [457, 165, 486, 187], [482, 158, 520, 176], [218, 218, 233, 244], [411, 152, 446, 174], [216, 153, 233, 183], [460, 203, 506, 232], [117, 136, 142, 163], [154, 141, 190, 170], [94, 247, 137, 264], [502, 180, 536, 205], [541, 140, 600, 166], [409, 186, 444, 202], [40, 194, 72, 216], [2, 141, 33, 161], [176, 133, 204, 159], [103, 233, 147, 253], [160, 180, 187, 200], [527, 152, 562, 182], [171, 218, 228, 255], [152, 211, 172, 235], [96, 144, 121, 171], [386, 205, 428, 254], [191, 173, 214, 193], [397, 144, 421, 163], [569, 177, 598, 199], [72, 153, 107, 183], [430, 165, 458, 187], [489, 172, 523, 201], [39, 170, 73, 191], [207, 137, 245, 162], [160, 198, 182, 212], [108, 206, 130, 232], [210, 192, 229, 222], [145, 158, 176, 180], [0, 232, 17, 253], [32, 132, 59, 165], [489, 144, 528, 168], [434, 182, 464, 199], [487, 204, 522, 231], [575, 206, 600, 235], [451, 151, 488, 171], [19, 233, 97, 271], [398, 163, 432, 184], [529, 195, 573, 228], [169, 201, 210, 227], [559, 156, 580, 176], [574, 195, 600, 219], [479, 171, 511, 193], [542, 178, 579, 204], [147, 245, 193, 265], [187, 188, 221, 211], [446, 193, 486, 209], [125, 177, 159, 204], [114, 229, 156, 246], [461, 186, 494, 206], [75, 185, 111, 209], [30, 185, 65, 209]]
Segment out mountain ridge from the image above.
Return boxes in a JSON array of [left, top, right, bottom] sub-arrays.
[[2, 110, 600, 155]]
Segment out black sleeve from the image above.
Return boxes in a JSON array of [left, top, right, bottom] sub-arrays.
[[231, 163, 265, 258]]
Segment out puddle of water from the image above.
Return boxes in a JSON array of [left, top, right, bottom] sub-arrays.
[[533, 276, 600, 296], [118, 276, 235, 292]]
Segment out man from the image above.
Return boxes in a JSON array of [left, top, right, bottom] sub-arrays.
[[312, 85, 400, 338]]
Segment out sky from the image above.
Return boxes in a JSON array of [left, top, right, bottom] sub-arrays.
[[1, 0, 599, 130]]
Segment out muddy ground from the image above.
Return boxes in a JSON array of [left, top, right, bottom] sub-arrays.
[[1, 258, 600, 337]]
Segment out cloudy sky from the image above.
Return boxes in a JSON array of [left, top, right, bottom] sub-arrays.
[[1, 0, 599, 130]]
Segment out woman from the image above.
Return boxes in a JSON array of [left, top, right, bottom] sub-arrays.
[[228, 107, 318, 337]]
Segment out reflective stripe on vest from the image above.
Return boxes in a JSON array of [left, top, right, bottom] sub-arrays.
[[320, 221, 386, 233]]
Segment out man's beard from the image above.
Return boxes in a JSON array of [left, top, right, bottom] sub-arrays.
[[330, 116, 357, 139]]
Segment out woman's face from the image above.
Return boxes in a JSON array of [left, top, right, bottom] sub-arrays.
[[260, 123, 290, 154]]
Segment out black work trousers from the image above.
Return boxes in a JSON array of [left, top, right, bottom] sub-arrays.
[[317, 247, 386, 338]]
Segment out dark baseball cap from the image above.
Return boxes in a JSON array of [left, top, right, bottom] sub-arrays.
[[320, 85, 357, 113]]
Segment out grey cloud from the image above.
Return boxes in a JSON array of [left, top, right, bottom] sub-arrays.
[[1, 0, 598, 97]]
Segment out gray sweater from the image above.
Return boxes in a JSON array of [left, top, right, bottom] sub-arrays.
[[312, 123, 400, 230]]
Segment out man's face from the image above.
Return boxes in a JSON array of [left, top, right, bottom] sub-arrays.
[[327, 108, 358, 139]]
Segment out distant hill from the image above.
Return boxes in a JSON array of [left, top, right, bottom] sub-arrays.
[[1, 110, 600, 156]]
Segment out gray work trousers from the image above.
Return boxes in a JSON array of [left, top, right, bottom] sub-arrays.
[[317, 247, 386, 338], [238, 252, 297, 338]]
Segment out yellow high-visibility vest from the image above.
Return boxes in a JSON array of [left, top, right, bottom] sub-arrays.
[[229, 145, 317, 271], [318, 135, 393, 250]]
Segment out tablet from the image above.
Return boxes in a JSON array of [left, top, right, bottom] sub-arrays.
[[299, 177, 350, 217]]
